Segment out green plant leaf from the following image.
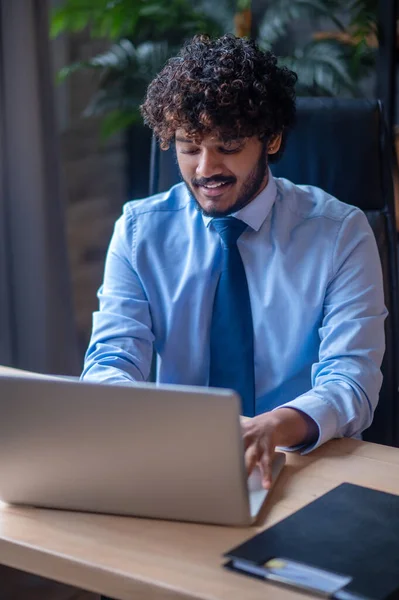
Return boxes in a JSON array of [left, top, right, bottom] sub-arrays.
[[100, 109, 139, 139], [51, 0, 378, 134], [236, 0, 251, 10], [56, 39, 141, 84], [280, 40, 361, 97], [67, 40, 172, 118], [258, 0, 347, 49], [50, 11, 69, 38], [199, 0, 235, 33], [50, 0, 143, 39], [347, 0, 378, 29], [139, 4, 170, 17]]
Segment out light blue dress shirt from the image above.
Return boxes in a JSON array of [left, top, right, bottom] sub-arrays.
[[82, 171, 387, 450]]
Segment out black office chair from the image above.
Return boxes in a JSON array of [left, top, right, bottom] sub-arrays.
[[149, 98, 399, 447]]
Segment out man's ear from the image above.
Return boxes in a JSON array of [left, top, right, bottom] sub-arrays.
[[267, 132, 283, 155]]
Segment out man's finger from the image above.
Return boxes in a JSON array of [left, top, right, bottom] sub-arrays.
[[244, 443, 259, 476], [242, 430, 254, 451], [241, 419, 256, 450], [259, 446, 275, 490]]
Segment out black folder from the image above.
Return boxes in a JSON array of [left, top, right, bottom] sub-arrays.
[[224, 483, 399, 600]]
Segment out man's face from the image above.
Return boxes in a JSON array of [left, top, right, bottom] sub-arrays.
[[175, 131, 277, 217]]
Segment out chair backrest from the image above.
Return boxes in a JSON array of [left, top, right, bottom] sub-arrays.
[[271, 98, 399, 447], [149, 98, 399, 447]]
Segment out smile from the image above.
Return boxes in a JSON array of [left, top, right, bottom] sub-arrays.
[[203, 182, 225, 188], [199, 182, 233, 197]]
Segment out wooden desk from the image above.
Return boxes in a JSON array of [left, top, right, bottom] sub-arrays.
[[0, 439, 398, 600]]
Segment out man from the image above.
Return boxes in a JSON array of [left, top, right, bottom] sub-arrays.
[[82, 34, 386, 489]]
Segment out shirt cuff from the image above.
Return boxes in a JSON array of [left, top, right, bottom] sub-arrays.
[[272, 393, 340, 455], [81, 364, 139, 386]]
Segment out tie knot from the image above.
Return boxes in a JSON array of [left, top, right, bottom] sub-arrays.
[[212, 217, 247, 247]]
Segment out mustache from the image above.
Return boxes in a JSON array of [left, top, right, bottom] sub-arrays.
[[192, 175, 236, 187]]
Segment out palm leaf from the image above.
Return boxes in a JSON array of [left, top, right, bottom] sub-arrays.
[[197, 0, 235, 34], [279, 40, 360, 97], [57, 39, 137, 83], [52, 0, 225, 138], [346, 0, 378, 29], [134, 41, 171, 77], [100, 109, 140, 139], [236, 0, 251, 10], [80, 41, 172, 121], [52, 0, 378, 137], [58, 39, 170, 81], [50, 0, 142, 39], [51, 0, 222, 41], [258, 0, 346, 49]]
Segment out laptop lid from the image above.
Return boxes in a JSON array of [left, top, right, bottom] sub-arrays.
[[0, 376, 283, 526]]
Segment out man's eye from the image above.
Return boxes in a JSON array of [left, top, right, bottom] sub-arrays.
[[220, 147, 242, 154], [180, 149, 200, 155]]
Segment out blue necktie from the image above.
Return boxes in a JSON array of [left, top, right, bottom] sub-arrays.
[[209, 217, 255, 417]]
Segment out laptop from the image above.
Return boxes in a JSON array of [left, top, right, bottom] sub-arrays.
[[0, 375, 285, 526]]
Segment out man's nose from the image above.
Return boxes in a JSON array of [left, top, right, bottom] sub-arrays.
[[196, 150, 223, 179]]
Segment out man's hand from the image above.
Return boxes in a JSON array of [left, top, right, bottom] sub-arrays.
[[241, 408, 318, 489]]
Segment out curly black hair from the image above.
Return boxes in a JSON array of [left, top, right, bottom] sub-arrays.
[[140, 34, 297, 162]]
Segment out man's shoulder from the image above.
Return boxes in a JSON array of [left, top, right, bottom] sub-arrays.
[[275, 176, 361, 224], [111, 182, 198, 252], [123, 182, 192, 221]]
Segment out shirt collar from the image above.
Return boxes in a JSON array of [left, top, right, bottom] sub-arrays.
[[202, 168, 277, 232]]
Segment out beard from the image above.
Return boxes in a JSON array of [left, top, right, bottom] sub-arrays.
[[180, 142, 268, 218]]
